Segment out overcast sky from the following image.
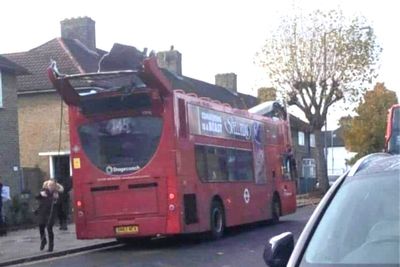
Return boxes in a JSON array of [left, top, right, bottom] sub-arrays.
[[1, 0, 398, 128]]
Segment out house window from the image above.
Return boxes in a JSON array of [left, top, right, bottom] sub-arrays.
[[302, 158, 316, 178], [298, 131, 305, 146], [310, 134, 316, 147], [0, 71, 3, 108]]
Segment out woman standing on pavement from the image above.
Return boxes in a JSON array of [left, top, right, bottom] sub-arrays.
[[36, 178, 64, 252]]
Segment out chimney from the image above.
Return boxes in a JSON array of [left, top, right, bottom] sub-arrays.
[[61, 17, 96, 51], [156, 46, 182, 76], [215, 73, 237, 93]]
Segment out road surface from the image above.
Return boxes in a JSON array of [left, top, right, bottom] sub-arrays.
[[23, 205, 315, 267]]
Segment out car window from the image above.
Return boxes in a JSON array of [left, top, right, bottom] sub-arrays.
[[300, 171, 400, 266]]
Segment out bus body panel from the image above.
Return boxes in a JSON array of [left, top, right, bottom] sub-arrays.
[[173, 92, 296, 234], [69, 97, 182, 239]]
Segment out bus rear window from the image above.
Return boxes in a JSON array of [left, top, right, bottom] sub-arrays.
[[78, 116, 163, 175], [80, 94, 152, 115], [195, 145, 254, 182]]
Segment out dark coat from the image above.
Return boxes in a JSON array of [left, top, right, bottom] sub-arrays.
[[35, 189, 58, 226], [0, 182, 3, 209], [0, 182, 3, 222]]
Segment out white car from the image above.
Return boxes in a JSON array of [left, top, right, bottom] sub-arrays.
[[263, 153, 400, 267]]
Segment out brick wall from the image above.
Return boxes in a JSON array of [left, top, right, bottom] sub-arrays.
[[0, 72, 21, 196], [18, 92, 70, 173]]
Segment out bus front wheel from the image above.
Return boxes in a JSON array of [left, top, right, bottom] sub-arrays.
[[271, 196, 281, 224], [209, 201, 225, 240]]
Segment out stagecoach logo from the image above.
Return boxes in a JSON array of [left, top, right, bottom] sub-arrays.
[[224, 117, 252, 140], [105, 165, 141, 175], [243, 188, 250, 204]]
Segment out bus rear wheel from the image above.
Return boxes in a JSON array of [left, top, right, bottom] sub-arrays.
[[209, 201, 225, 240], [271, 196, 281, 224]]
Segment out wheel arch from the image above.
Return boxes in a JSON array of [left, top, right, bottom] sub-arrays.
[[273, 191, 282, 216], [210, 195, 225, 215], [210, 195, 226, 223]]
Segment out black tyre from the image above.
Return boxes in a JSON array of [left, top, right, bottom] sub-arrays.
[[209, 201, 225, 240], [271, 196, 281, 224]]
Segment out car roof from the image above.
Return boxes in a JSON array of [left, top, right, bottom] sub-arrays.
[[348, 153, 400, 177]]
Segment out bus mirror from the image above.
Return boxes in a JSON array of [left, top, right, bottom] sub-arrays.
[[263, 232, 294, 267]]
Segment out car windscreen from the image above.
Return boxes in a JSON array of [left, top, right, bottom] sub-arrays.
[[78, 116, 163, 175], [300, 172, 399, 266]]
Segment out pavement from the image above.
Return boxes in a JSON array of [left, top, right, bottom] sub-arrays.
[[0, 225, 116, 267], [296, 193, 322, 208], [0, 195, 321, 267]]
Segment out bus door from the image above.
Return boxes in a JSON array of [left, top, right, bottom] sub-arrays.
[[278, 154, 296, 215]]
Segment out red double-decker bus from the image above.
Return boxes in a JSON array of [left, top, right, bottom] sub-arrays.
[[48, 55, 296, 240], [385, 104, 400, 154]]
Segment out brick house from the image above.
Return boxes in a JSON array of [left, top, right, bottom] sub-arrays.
[[3, 18, 106, 194], [0, 56, 27, 197], [2, 17, 257, 195]]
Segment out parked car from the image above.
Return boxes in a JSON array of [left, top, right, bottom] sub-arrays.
[[263, 153, 400, 267]]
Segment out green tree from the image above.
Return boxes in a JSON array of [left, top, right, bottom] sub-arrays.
[[340, 83, 398, 164], [258, 87, 277, 102], [257, 9, 381, 192]]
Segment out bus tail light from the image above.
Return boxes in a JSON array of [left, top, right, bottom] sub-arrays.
[[76, 200, 82, 208], [168, 190, 177, 213]]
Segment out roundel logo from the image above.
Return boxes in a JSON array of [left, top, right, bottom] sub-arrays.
[[243, 188, 250, 204], [105, 165, 113, 175]]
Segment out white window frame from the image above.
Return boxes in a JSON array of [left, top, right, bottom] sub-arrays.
[[0, 71, 3, 108], [298, 131, 305, 146], [302, 158, 316, 178], [39, 151, 72, 178], [310, 133, 316, 147]]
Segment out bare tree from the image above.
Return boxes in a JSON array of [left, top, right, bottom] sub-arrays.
[[257, 9, 381, 192]]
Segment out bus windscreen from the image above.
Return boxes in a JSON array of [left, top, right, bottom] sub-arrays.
[[78, 116, 163, 175]]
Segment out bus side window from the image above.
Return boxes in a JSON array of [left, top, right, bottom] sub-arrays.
[[230, 149, 254, 181], [206, 147, 228, 181], [194, 144, 253, 182], [195, 146, 207, 180]]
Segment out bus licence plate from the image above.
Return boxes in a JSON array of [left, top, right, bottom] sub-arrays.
[[115, 225, 139, 234]]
